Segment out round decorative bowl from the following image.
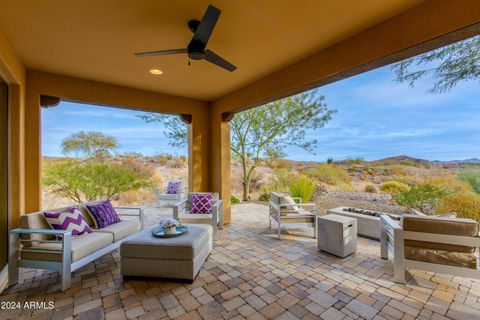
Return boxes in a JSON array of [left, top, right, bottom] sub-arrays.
[[151, 225, 187, 238]]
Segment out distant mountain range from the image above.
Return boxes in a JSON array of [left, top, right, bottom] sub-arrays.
[[337, 155, 480, 166]]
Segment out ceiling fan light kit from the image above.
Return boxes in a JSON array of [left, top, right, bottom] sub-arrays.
[[135, 4, 237, 72]]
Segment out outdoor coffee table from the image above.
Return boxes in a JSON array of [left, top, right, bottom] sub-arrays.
[[120, 224, 212, 281]]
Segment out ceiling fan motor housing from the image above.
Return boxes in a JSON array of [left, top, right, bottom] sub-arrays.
[[187, 40, 206, 60]]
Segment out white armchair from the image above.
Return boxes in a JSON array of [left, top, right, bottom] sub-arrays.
[[156, 181, 187, 207], [269, 192, 317, 239], [172, 192, 224, 240]]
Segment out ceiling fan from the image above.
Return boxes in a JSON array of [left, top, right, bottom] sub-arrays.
[[135, 5, 237, 72]]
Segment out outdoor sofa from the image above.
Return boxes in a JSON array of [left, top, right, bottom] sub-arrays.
[[9, 201, 144, 291]]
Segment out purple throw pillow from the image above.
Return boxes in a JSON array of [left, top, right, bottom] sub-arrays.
[[43, 207, 92, 239], [86, 199, 121, 229], [191, 193, 214, 214], [167, 181, 182, 194]]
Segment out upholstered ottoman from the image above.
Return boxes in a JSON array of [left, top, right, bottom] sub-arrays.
[[120, 224, 212, 281]]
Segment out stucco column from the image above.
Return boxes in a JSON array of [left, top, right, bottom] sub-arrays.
[[188, 112, 210, 192], [210, 110, 232, 224], [24, 82, 41, 212]]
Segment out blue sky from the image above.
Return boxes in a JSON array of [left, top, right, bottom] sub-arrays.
[[42, 64, 480, 161], [42, 104, 188, 157]]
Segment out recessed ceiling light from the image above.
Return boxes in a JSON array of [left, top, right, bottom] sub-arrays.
[[149, 69, 163, 75]]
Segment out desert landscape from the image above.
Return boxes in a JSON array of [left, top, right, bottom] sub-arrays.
[[42, 154, 480, 221]]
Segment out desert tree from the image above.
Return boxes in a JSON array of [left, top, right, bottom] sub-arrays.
[[392, 35, 480, 93], [61, 131, 118, 158], [138, 91, 336, 201]]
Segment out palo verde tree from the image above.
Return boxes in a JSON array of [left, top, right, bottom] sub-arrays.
[[137, 91, 336, 201], [43, 161, 153, 203], [61, 131, 118, 157], [392, 35, 480, 93]]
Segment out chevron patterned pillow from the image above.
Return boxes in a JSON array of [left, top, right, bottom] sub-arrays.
[[43, 207, 92, 239]]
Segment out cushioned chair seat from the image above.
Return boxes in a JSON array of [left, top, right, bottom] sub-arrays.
[[178, 212, 214, 225], [21, 232, 113, 262], [405, 246, 478, 269], [93, 220, 140, 242], [279, 214, 315, 224]]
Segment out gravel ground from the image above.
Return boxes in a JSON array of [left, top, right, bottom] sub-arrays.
[[315, 192, 407, 215], [253, 190, 407, 215]]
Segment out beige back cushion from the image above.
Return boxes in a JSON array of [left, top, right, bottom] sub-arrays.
[[20, 202, 102, 246], [402, 214, 479, 253], [270, 192, 299, 215]]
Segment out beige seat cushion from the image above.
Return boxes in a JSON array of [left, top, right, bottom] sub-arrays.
[[279, 213, 315, 224], [405, 246, 478, 269], [402, 214, 479, 253], [179, 212, 214, 225], [21, 232, 113, 262], [121, 224, 212, 260], [93, 220, 140, 242]]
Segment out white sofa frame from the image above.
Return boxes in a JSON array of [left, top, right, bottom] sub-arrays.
[[172, 194, 223, 240], [380, 214, 480, 283], [9, 206, 144, 291], [269, 196, 317, 239]]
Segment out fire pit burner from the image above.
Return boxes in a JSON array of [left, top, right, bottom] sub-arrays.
[[343, 207, 400, 221]]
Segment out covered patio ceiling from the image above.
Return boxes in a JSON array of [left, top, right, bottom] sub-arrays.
[[0, 0, 425, 101]]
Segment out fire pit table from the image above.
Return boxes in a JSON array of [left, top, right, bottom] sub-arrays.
[[327, 207, 400, 240]]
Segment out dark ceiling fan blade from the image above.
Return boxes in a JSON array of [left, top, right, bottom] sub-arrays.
[[191, 5, 221, 47], [205, 50, 237, 72], [134, 48, 187, 57]]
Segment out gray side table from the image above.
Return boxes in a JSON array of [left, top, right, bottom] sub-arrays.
[[317, 214, 357, 257]]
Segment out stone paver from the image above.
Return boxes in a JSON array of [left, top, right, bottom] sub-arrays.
[[2, 203, 480, 320]]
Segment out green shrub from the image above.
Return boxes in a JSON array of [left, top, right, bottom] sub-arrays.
[[308, 164, 351, 186], [385, 165, 407, 176], [427, 177, 472, 194], [437, 192, 480, 222], [345, 157, 363, 165], [272, 159, 292, 169], [386, 175, 418, 186], [258, 192, 270, 201], [290, 176, 315, 203], [399, 160, 422, 168], [231, 195, 240, 205], [459, 169, 480, 194], [365, 184, 377, 193], [380, 181, 411, 194], [393, 183, 447, 214], [336, 182, 353, 192]]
